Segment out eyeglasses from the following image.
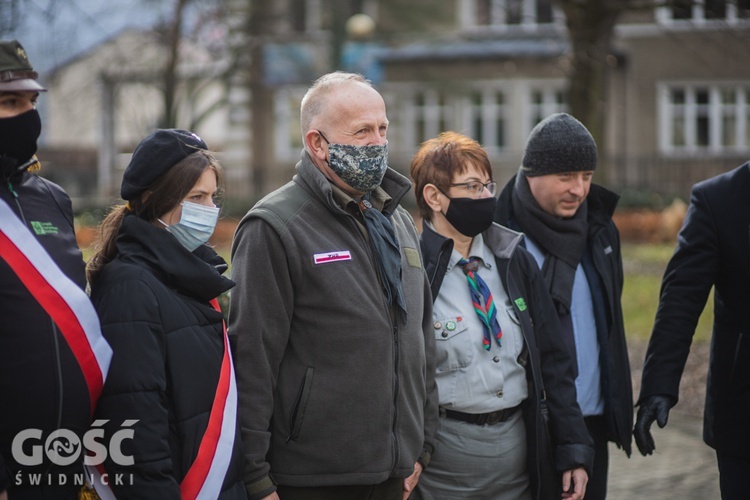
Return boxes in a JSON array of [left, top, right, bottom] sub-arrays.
[[448, 180, 497, 197]]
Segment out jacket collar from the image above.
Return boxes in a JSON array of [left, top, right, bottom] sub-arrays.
[[116, 214, 235, 301], [496, 173, 620, 228], [420, 220, 523, 301], [420, 222, 454, 301]]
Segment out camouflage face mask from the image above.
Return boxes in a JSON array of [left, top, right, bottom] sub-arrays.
[[319, 131, 389, 193]]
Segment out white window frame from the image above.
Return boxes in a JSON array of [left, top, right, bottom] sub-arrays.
[[457, 85, 510, 154], [401, 88, 453, 149], [387, 79, 566, 155], [457, 0, 564, 31], [656, 0, 748, 26], [523, 81, 568, 137], [396, 83, 510, 152], [658, 81, 750, 155]]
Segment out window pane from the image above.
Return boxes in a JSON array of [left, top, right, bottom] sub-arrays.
[[494, 91, 506, 148], [415, 92, 425, 145], [438, 92, 448, 133], [671, 89, 685, 104], [739, 0, 750, 18], [722, 115, 736, 146], [721, 88, 736, 105], [473, 116, 483, 144], [672, 0, 692, 19], [537, 0, 554, 23], [471, 91, 483, 144], [696, 116, 710, 147], [507, 0, 523, 24], [496, 117, 506, 148], [532, 91, 543, 105], [290, 0, 307, 32], [704, 0, 727, 19], [673, 116, 686, 147], [696, 89, 709, 105], [476, 0, 492, 25], [416, 116, 426, 145]]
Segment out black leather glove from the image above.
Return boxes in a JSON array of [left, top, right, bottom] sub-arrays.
[[634, 395, 672, 456]]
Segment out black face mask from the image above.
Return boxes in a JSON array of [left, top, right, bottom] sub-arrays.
[[443, 195, 497, 237], [0, 108, 42, 175]]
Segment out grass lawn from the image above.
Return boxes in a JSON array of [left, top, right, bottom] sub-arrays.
[[621, 243, 713, 342]]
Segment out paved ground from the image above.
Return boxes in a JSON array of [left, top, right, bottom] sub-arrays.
[[607, 411, 720, 499]]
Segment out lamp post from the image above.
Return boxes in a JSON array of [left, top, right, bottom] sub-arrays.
[[345, 13, 375, 40], [341, 13, 381, 82]]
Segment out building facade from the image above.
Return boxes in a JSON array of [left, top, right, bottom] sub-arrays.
[[39, 0, 750, 208]]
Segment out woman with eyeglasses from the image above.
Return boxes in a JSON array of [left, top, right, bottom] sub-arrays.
[[409, 131, 593, 500], [85, 129, 247, 499]]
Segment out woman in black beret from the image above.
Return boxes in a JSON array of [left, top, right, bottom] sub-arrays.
[[85, 129, 247, 499]]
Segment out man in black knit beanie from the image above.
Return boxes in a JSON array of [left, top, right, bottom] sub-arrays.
[[494, 113, 633, 500]]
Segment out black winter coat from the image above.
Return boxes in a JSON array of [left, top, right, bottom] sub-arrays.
[[639, 162, 750, 458], [496, 175, 634, 457], [0, 166, 90, 499], [89, 214, 246, 499], [420, 222, 594, 500]]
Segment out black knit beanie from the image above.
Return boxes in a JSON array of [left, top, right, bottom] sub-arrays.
[[521, 113, 597, 177], [121, 129, 207, 200]]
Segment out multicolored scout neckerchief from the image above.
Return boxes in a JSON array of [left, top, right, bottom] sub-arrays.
[[86, 299, 237, 500], [0, 197, 111, 412], [458, 257, 503, 351]]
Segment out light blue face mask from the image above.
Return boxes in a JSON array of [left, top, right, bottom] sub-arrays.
[[159, 201, 220, 251]]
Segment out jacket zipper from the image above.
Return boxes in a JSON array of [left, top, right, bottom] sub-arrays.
[[346, 210, 401, 471], [730, 332, 744, 384], [505, 250, 546, 495], [590, 230, 628, 447], [428, 245, 448, 286]]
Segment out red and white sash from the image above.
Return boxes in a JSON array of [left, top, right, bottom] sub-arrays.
[[88, 299, 237, 500], [180, 298, 238, 499], [0, 197, 111, 413]]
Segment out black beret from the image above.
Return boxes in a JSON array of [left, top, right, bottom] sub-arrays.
[[121, 129, 207, 200], [521, 113, 597, 177]]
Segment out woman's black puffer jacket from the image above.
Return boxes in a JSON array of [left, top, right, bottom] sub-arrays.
[[90, 214, 246, 499]]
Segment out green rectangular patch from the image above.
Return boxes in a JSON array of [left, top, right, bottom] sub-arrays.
[[403, 247, 422, 269]]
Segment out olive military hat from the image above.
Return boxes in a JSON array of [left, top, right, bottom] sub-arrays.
[[0, 40, 46, 92]]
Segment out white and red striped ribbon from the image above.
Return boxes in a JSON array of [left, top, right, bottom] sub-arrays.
[[85, 464, 117, 500], [180, 297, 237, 500], [0, 197, 111, 414], [88, 299, 236, 500]]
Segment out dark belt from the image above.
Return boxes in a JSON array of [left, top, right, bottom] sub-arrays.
[[442, 405, 520, 426]]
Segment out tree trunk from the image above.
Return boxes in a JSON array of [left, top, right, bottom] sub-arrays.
[[161, 0, 188, 129], [557, 0, 626, 186], [248, 0, 276, 199]]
